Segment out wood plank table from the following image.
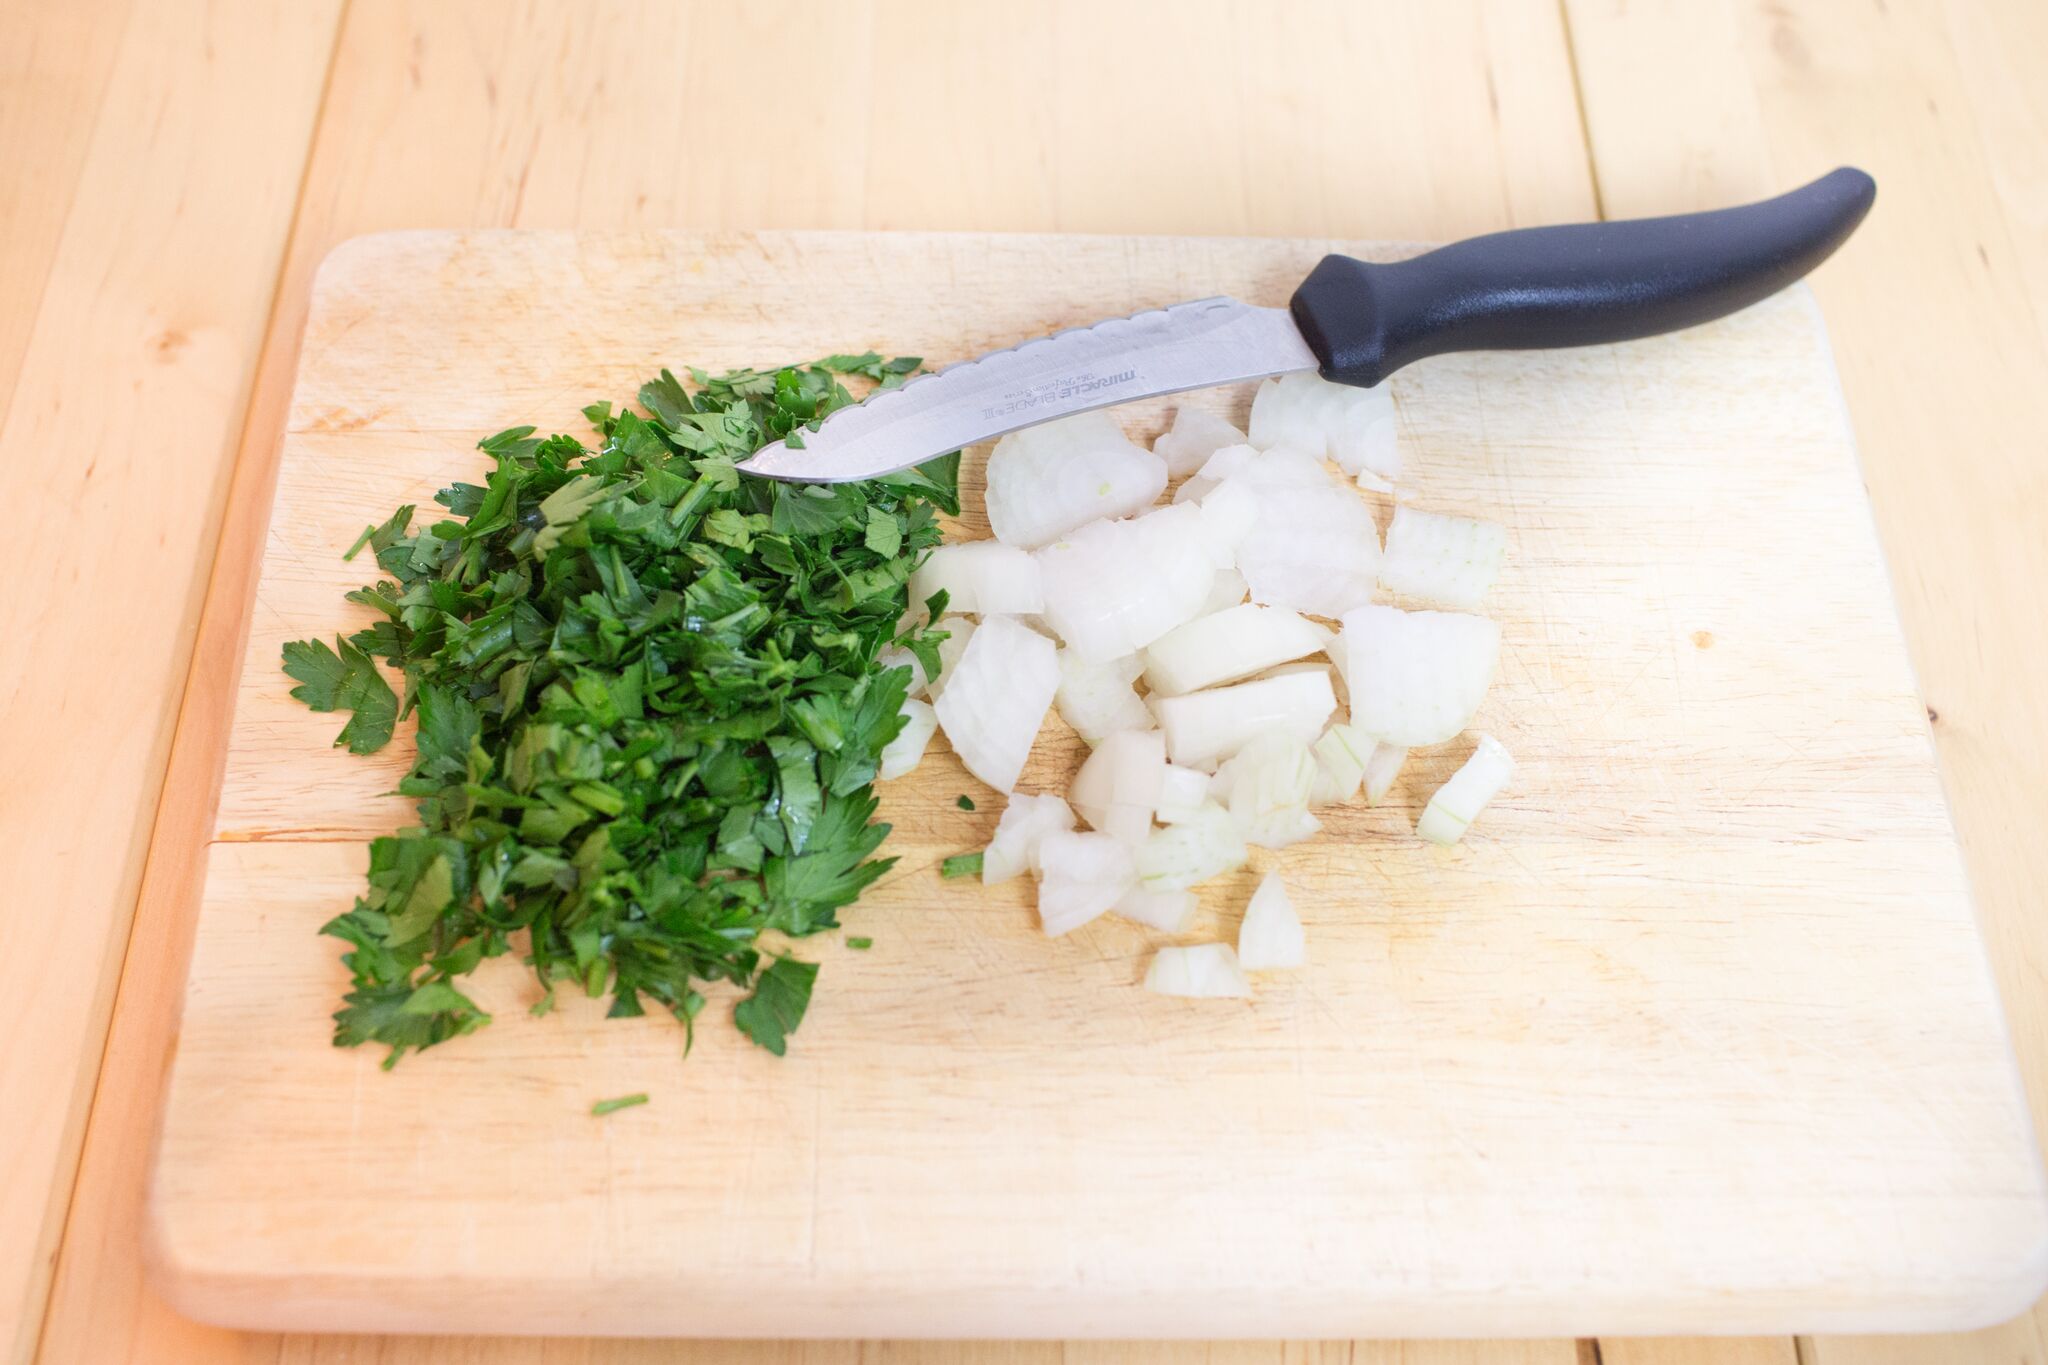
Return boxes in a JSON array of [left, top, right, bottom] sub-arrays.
[[5, 2, 2046, 1363]]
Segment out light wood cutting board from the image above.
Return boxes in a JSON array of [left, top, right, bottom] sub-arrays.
[[148, 230, 2048, 1339]]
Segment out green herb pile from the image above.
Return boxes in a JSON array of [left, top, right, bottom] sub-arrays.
[[282, 356, 957, 1065]]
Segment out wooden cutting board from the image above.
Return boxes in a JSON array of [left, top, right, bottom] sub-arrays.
[[148, 230, 2048, 1339]]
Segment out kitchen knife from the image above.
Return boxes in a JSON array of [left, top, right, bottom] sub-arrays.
[[739, 167, 1875, 483]]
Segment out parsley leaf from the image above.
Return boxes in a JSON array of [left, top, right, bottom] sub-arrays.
[[733, 956, 819, 1056], [282, 635, 398, 754], [863, 506, 902, 558], [940, 852, 983, 879]]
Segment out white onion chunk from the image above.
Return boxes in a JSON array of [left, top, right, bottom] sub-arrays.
[[1418, 733, 1514, 845]]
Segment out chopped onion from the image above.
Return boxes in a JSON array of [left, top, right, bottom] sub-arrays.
[[933, 615, 1058, 793], [878, 697, 937, 780], [986, 411, 1167, 550], [1172, 441, 1259, 504], [1156, 763, 1212, 823], [1216, 734, 1320, 848], [1248, 371, 1400, 487], [1144, 943, 1251, 998], [1309, 721, 1375, 805], [1036, 505, 1216, 662], [1361, 740, 1408, 805], [1113, 886, 1197, 932], [1142, 603, 1332, 697], [1417, 733, 1514, 845], [877, 644, 929, 698], [982, 792, 1075, 885], [1135, 802, 1247, 891], [1036, 830, 1137, 936], [1341, 603, 1499, 746], [1201, 567, 1249, 615], [1236, 870, 1305, 970], [1217, 448, 1382, 618], [1149, 668, 1337, 767], [1378, 505, 1506, 610], [1054, 649, 1152, 745], [1261, 663, 1343, 720], [1154, 406, 1245, 480], [1193, 442, 1261, 482], [909, 540, 1045, 616], [1069, 728, 1166, 845], [922, 616, 977, 702], [1194, 475, 1260, 567]]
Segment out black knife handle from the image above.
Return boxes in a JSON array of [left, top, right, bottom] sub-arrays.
[[1289, 167, 1876, 388]]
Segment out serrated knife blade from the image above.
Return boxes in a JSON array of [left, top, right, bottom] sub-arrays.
[[737, 297, 1318, 483]]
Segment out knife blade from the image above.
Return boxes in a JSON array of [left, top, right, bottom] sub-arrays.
[[738, 168, 1876, 484], [738, 297, 1318, 483]]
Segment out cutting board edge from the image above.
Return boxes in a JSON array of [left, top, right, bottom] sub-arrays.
[[141, 1218, 2048, 1340]]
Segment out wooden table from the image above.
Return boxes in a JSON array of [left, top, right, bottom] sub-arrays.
[[3, 2, 2044, 1362]]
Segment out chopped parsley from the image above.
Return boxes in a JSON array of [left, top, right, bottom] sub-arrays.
[[286, 358, 957, 1066], [940, 852, 984, 879], [591, 1093, 649, 1116]]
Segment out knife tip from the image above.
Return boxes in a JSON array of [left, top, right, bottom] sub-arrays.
[[735, 442, 803, 481]]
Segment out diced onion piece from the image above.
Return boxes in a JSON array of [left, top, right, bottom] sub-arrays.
[[1142, 603, 1331, 697], [982, 793, 1075, 885], [878, 698, 937, 780], [1144, 943, 1251, 998], [1036, 505, 1216, 662], [1201, 567, 1249, 615], [1157, 764, 1212, 823], [1216, 734, 1320, 848], [1150, 669, 1337, 767], [1195, 476, 1260, 567], [877, 644, 929, 698], [1135, 803, 1247, 891], [1171, 442, 1258, 505], [1258, 659, 1335, 680], [986, 412, 1167, 550], [1309, 722, 1376, 805], [1036, 830, 1136, 936], [1219, 449, 1382, 618], [908, 540, 1045, 617], [1341, 603, 1499, 746], [1194, 443, 1261, 482], [933, 615, 1057, 793], [922, 616, 977, 702], [1362, 741, 1408, 805], [1418, 733, 1514, 845], [1236, 870, 1305, 970], [1054, 649, 1151, 745], [1248, 372, 1400, 486], [1154, 406, 1245, 480], [1113, 886, 1197, 932], [1069, 729, 1166, 845], [1378, 506, 1506, 610]]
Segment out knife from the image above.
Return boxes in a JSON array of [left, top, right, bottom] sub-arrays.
[[738, 167, 1875, 483]]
